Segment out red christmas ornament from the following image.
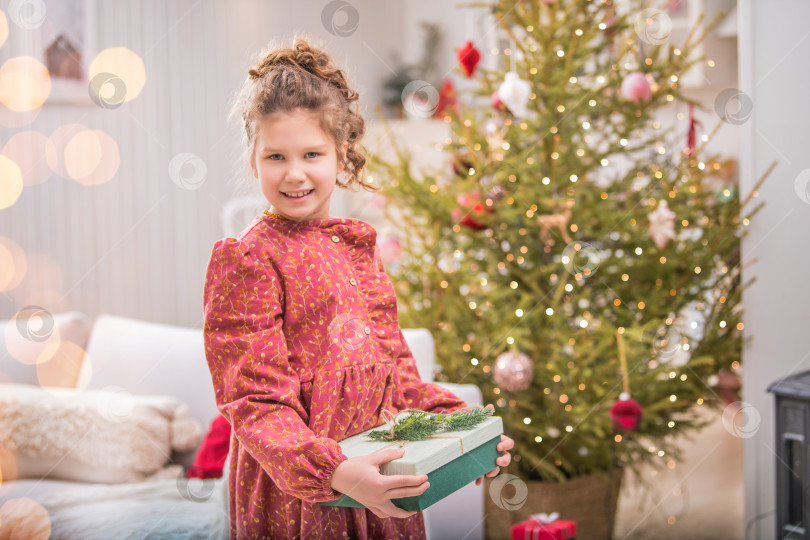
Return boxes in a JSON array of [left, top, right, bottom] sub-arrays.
[[715, 369, 741, 405], [491, 90, 507, 112], [452, 190, 493, 231], [457, 41, 481, 78], [686, 103, 701, 156], [436, 78, 458, 117], [610, 393, 643, 431]]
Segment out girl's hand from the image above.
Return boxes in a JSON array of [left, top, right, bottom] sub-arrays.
[[330, 448, 429, 519], [474, 433, 514, 486]]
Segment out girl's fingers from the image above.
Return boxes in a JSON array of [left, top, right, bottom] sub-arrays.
[[380, 501, 417, 519], [497, 437, 515, 451], [387, 474, 429, 489], [385, 481, 430, 500]]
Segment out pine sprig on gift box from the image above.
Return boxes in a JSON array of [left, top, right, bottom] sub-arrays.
[[366, 407, 494, 441]]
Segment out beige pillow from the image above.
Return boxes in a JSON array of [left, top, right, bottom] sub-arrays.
[[0, 383, 202, 483]]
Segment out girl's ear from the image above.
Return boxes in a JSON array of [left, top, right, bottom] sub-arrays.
[[336, 142, 348, 174], [250, 155, 258, 179]]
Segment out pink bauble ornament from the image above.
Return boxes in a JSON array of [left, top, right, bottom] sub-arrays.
[[491, 90, 506, 112], [456, 190, 480, 207], [621, 72, 652, 103], [492, 351, 534, 392], [367, 193, 387, 210], [378, 236, 402, 264], [497, 72, 531, 118]]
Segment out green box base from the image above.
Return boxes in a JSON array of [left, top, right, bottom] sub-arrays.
[[318, 434, 501, 512]]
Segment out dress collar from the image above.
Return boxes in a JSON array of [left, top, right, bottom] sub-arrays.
[[261, 212, 376, 240]]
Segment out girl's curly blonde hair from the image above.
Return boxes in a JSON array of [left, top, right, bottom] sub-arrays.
[[232, 36, 375, 192]]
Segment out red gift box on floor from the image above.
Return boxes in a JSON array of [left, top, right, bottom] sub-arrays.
[[511, 513, 577, 540]]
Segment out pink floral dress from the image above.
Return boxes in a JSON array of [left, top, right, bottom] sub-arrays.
[[203, 215, 467, 539]]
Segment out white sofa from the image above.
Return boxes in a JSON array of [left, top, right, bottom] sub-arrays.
[[0, 314, 485, 540]]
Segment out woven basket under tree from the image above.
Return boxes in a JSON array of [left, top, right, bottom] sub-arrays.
[[484, 470, 622, 540]]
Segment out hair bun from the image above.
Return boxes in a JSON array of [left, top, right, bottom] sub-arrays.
[[293, 42, 319, 70]]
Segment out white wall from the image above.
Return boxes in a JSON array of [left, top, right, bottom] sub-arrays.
[[0, 0, 408, 327], [738, 1, 810, 538]]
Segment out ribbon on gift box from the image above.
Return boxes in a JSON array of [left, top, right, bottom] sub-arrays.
[[511, 511, 577, 540], [530, 513, 560, 524]]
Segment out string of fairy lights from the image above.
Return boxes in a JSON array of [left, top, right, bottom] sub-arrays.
[[373, 0, 758, 528]]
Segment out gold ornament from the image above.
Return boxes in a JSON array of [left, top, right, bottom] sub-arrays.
[[537, 199, 574, 247]]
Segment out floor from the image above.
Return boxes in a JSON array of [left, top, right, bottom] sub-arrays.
[[613, 406, 745, 540]]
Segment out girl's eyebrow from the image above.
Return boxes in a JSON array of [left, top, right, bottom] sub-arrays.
[[259, 145, 329, 153]]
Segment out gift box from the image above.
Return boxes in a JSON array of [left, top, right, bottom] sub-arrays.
[[319, 412, 503, 512], [511, 513, 577, 540]]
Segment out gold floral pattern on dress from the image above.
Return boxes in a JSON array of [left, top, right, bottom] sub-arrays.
[[203, 215, 467, 540]]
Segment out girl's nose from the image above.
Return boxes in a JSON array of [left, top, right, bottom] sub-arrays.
[[286, 166, 306, 181]]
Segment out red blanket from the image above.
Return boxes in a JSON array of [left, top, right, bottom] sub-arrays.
[[187, 414, 230, 479]]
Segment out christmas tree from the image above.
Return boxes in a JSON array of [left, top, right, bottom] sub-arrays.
[[368, 0, 772, 483]]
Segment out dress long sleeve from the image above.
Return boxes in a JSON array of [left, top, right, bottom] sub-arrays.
[[203, 238, 346, 503]]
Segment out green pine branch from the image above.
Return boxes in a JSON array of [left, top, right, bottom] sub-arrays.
[[366, 407, 495, 441]]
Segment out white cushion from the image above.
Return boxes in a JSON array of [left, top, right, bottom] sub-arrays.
[[401, 328, 435, 383], [79, 315, 217, 467], [435, 382, 483, 407]]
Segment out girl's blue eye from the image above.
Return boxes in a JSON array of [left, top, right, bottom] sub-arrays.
[[305, 152, 320, 159], [268, 154, 283, 160]]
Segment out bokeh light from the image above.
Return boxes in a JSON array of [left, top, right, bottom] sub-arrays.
[[0, 498, 52, 540], [0, 444, 16, 484], [0, 237, 27, 292], [0, 154, 23, 209], [89, 47, 146, 103], [37, 341, 87, 391], [65, 129, 120, 185], [6, 252, 65, 312], [0, 56, 51, 112], [0, 243, 14, 289], [73, 350, 92, 392], [64, 129, 101, 179], [2, 130, 51, 185], [0, 10, 8, 49], [4, 306, 63, 366], [0, 101, 41, 128], [44, 123, 88, 178]]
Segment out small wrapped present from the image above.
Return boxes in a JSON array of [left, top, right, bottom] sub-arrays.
[[319, 408, 503, 511], [511, 513, 577, 540]]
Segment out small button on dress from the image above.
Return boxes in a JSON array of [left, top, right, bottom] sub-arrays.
[[349, 277, 357, 286], [331, 234, 340, 242]]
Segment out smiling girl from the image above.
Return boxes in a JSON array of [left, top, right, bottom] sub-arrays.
[[202, 37, 513, 540]]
